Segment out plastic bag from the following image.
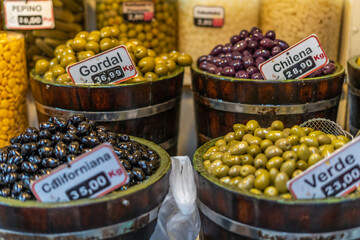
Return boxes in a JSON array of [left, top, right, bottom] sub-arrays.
[[150, 156, 200, 240]]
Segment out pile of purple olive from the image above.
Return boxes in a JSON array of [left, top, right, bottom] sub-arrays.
[[0, 115, 160, 201], [197, 27, 336, 80]]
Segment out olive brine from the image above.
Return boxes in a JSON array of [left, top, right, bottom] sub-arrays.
[[197, 27, 336, 80], [0, 115, 160, 201], [203, 120, 350, 198]]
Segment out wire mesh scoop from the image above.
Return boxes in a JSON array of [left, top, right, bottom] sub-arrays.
[[299, 118, 353, 140]]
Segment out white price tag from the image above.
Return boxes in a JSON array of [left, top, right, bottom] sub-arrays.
[[288, 137, 360, 199], [259, 34, 328, 80], [67, 45, 138, 85], [3, 0, 55, 30], [193, 6, 224, 28], [31, 143, 129, 202], [122, 1, 154, 22]]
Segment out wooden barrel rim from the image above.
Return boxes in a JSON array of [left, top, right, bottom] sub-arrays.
[[349, 82, 360, 97], [193, 138, 360, 205], [0, 136, 171, 208], [347, 56, 360, 88]]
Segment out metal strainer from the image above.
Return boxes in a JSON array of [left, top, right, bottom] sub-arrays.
[[299, 118, 353, 140]]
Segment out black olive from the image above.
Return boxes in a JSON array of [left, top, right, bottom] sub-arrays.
[[0, 188, 10, 197], [120, 159, 132, 170], [149, 153, 159, 161], [119, 134, 130, 142], [89, 131, 97, 137], [25, 127, 39, 134], [96, 125, 107, 132], [17, 173, 31, 181], [149, 160, 160, 172], [8, 155, 23, 166], [17, 192, 32, 201], [38, 130, 52, 139], [107, 138, 116, 146], [77, 121, 91, 135], [106, 132, 116, 140], [28, 155, 41, 165], [38, 168, 52, 175], [64, 132, 80, 143], [118, 143, 130, 150], [119, 185, 129, 191], [127, 170, 134, 179], [51, 116, 68, 131], [21, 142, 38, 156], [39, 122, 56, 132], [70, 114, 87, 126], [68, 124, 76, 131], [127, 154, 137, 165], [132, 168, 145, 181], [42, 157, 60, 168], [22, 133, 39, 143], [68, 141, 81, 155], [141, 149, 150, 160], [82, 148, 92, 153], [51, 132, 65, 144], [133, 150, 143, 160], [37, 139, 52, 148], [113, 147, 126, 158], [82, 136, 99, 147], [0, 163, 7, 174], [10, 135, 22, 144], [54, 145, 67, 160], [66, 154, 76, 163], [12, 182, 24, 195], [147, 149, 155, 155], [98, 131, 107, 142], [8, 149, 20, 158], [9, 143, 22, 151], [88, 120, 97, 130], [21, 162, 39, 174], [4, 173, 17, 185], [22, 178, 34, 189], [38, 146, 54, 158], [0, 147, 9, 163], [137, 160, 151, 175], [56, 141, 68, 149]]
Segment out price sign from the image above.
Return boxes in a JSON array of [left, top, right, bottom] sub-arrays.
[[67, 45, 138, 84], [122, 1, 154, 22], [259, 34, 328, 80], [3, 0, 54, 30], [288, 137, 360, 199], [193, 6, 224, 28], [31, 143, 129, 202]]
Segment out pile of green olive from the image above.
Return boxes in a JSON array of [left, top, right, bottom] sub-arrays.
[[203, 120, 350, 199], [34, 25, 192, 84]]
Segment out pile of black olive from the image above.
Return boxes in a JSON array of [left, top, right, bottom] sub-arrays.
[[0, 115, 160, 201], [197, 27, 336, 80]]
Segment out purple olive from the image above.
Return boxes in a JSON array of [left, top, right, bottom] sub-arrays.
[[215, 67, 223, 76], [323, 63, 336, 75], [247, 40, 258, 50], [250, 27, 262, 34], [271, 46, 282, 56], [222, 66, 235, 77], [239, 29, 249, 39], [211, 45, 223, 56], [243, 56, 254, 68], [307, 68, 323, 78], [212, 57, 222, 67], [255, 57, 266, 67], [242, 50, 252, 56], [274, 39, 289, 50], [235, 70, 249, 79], [230, 35, 241, 44], [197, 55, 209, 65], [229, 60, 243, 71], [205, 63, 217, 74], [225, 52, 233, 59], [254, 49, 270, 59], [218, 57, 231, 68], [246, 66, 260, 76], [260, 38, 274, 49], [233, 40, 247, 52], [251, 73, 264, 80], [265, 30, 276, 40], [223, 43, 233, 53], [252, 31, 264, 41], [232, 51, 243, 60]]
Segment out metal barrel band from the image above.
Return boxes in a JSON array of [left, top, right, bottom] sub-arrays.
[[35, 96, 181, 122], [197, 199, 360, 240], [158, 135, 178, 150], [0, 205, 160, 240], [348, 83, 360, 97], [194, 93, 340, 115]]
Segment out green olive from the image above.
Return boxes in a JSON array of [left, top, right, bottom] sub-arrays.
[[87, 32, 100, 42], [274, 138, 292, 151], [215, 139, 227, 148], [229, 176, 243, 186], [209, 152, 223, 162], [309, 130, 325, 137], [100, 26, 112, 38], [165, 59, 177, 72], [308, 153, 322, 166], [35, 59, 50, 75], [207, 160, 223, 174], [240, 154, 254, 165], [72, 37, 87, 52], [287, 135, 299, 146], [223, 155, 241, 166], [238, 175, 255, 190], [317, 135, 332, 145], [228, 140, 240, 147], [229, 141, 248, 155], [246, 136, 262, 145], [290, 125, 306, 138], [242, 134, 253, 143], [280, 160, 296, 177], [296, 160, 308, 171], [144, 72, 158, 81], [75, 31, 89, 39], [299, 136, 319, 147], [60, 54, 77, 67], [283, 128, 291, 138], [240, 165, 256, 177], [302, 127, 314, 135], [266, 156, 284, 170], [292, 169, 303, 178], [49, 58, 58, 69], [133, 46, 148, 59], [219, 176, 232, 184], [54, 44, 67, 57], [327, 134, 337, 141], [250, 188, 263, 195], [319, 144, 334, 153], [245, 120, 260, 134], [212, 165, 229, 178], [265, 145, 283, 159], [52, 65, 65, 78], [203, 146, 219, 160], [247, 144, 261, 157], [308, 146, 321, 155], [100, 38, 113, 51], [260, 139, 273, 152], [255, 168, 269, 177], [254, 171, 270, 190], [274, 172, 289, 194], [138, 57, 155, 73], [269, 168, 279, 184], [254, 128, 268, 139], [282, 150, 298, 161], [296, 144, 311, 160], [56, 73, 72, 83], [147, 49, 156, 58], [224, 132, 235, 142], [86, 41, 100, 54], [332, 139, 346, 149], [265, 130, 284, 142], [264, 186, 279, 197], [254, 153, 268, 168], [233, 123, 246, 131], [337, 135, 349, 143], [228, 165, 242, 177], [234, 127, 246, 141], [203, 160, 211, 170], [43, 71, 54, 82], [219, 145, 229, 152], [177, 53, 193, 66], [271, 120, 284, 130], [281, 193, 292, 199]]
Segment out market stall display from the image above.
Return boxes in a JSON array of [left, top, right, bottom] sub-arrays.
[[193, 120, 359, 239], [260, 0, 343, 61], [0, 32, 28, 148], [0, 114, 171, 239], [347, 55, 360, 136], [96, 0, 177, 54]]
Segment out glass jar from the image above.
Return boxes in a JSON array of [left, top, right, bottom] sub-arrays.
[[260, 0, 343, 61], [0, 32, 28, 147], [96, 0, 177, 54]]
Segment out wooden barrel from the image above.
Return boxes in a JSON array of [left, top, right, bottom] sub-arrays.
[[0, 137, 170, 240], [193, 139, 360, 240], [29, 68, 184, 156], [347, 56, 360, 136], [191, 65, 345, 147]]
